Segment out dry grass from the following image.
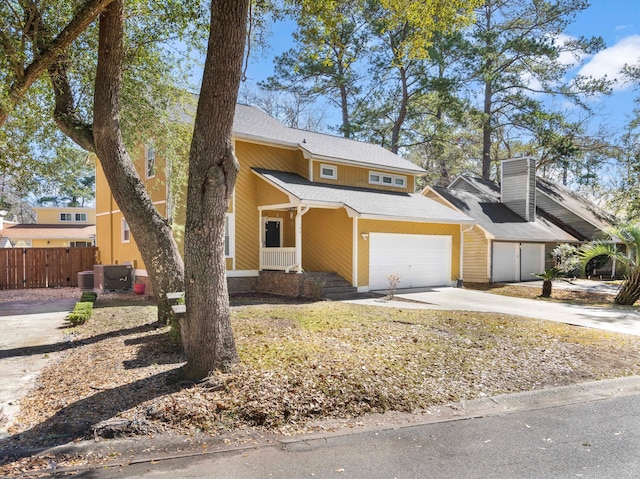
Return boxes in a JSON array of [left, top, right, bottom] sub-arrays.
[[3, 292, 640, 467], [464, 282, 617, 305]]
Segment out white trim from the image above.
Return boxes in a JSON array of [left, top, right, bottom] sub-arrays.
[[357, 286, 370, 293], [352, 217, 358, 288], [358, 214, 475, 224], [320, 163, 337, 180], [121, 218, 130, 243], [226, 270, 259, 277], [368, 170, 407, 189], [224, 213, 235, 259], [309, 159, 314, 182], [145, 141, 156, 179]]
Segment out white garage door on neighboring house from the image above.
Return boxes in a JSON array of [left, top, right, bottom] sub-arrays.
[[369, 233, 452, 291], [492, 242, 545, 283]]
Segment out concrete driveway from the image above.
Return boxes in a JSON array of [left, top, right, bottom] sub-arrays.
[[351, 286, 640, 337], [0, 298, 75, 438]]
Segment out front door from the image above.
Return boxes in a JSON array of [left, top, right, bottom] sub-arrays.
[[264, 219, 281, 248]]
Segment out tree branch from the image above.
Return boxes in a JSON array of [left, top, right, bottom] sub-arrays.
[[0, 0, 114, 127]]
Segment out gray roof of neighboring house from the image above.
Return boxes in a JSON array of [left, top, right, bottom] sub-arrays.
[[535, 176, 617, 233], [449, 175, 617, 239], [254, 168, 475, 224], [234, 104, 426, 175], [432, 186, 577, 242]]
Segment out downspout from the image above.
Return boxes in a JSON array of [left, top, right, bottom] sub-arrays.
[[295, 205, 310, 273], [459, 224, 474, 287]]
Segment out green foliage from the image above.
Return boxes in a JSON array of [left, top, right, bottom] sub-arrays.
[[80, 291, 98, 303], [534, 267, 564, 282], [67, 301, 94, 326], [551, 243, 581, 275]]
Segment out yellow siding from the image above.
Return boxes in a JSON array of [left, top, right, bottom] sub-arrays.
[[234, 141, 306, 271], [312, 161, 415, 193], [95, 160, 113, 215], [257, 179, 291, 206], [423, 189, 451, 207], [357, 220, 461, 288], [108, 212, 144, 268], [302, 208, 353, 282], [35, 207, 96, 224], [462, 226, 490, 283], [95, 214, 113, 264]]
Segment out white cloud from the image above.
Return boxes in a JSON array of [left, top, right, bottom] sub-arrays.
[[578, 35, 640, 90]]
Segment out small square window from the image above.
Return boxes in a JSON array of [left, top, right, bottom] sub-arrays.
[[320, 164, 337, 180], [75, 213, 87, 222], [60, 213, 72, 222], [394, 177, 406, 187], [382, 176, 393, 184], [369, 174, 380, 183]]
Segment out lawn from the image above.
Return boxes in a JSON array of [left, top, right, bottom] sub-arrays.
[[5, 293, 640, 456]]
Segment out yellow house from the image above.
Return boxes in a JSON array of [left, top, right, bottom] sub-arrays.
[[95, 104, 475, 296], [0, 206, 96, 248]]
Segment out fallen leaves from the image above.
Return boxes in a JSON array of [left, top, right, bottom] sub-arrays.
[[3, 293, 640, 476]]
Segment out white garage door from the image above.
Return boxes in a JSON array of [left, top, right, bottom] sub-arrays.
[[492, 242, 545, 282], [369, 233, 452, 290], [492, 242, 519, 282], [520, 243, 545, 280]]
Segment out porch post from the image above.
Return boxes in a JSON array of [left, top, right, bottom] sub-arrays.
[[258, 207, 263, 271], [295, 205, 310, 274]]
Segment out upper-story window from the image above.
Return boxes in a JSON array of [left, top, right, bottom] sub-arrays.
[[146, 142, 156, 179], [320, 164, 337, 180], [122, 218, 130, 243], [75, 213, 87, 222], [369, 171, 407, 189], [60, 213, 72, 222]]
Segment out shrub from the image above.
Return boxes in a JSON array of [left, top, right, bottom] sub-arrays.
[[80, 291, 98, 303], [67, 301, 94, 326]]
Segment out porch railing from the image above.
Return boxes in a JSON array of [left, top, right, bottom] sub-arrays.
[[260, 247, 297, 272]]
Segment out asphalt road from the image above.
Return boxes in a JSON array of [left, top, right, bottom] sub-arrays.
[[69, 389, 640, 479]]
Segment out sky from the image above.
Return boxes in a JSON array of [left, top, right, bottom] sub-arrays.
[[238, 0, 640, 136]]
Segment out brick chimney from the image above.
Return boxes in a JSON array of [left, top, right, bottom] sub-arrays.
[[501, 157, 536, 222]]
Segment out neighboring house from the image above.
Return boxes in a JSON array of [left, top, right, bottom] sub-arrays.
[[95, 104, 476, 295], [0, 206, 96, 248], [423, 157, 618, 283]]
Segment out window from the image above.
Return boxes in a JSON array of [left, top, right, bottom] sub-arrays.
[[70, 241, 91, 247], [146, 142, 156, 179], [224, 214, 234, 257], [60, 213, 72, 222], [75, 213, 87, 222], [122, 218, 130, 243], [369, 171, 407, 189], [320, 164, 337, 180]]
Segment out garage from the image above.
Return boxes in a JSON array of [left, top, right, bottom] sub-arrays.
[[492, 242, 545, 282], [369, 233, 452, 290]]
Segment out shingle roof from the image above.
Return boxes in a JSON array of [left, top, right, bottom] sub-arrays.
[[432, 186, 577, 242], [536, 177, 617, 233], [234, 104, 426, 175], [254, 168, 475, 224], [0, 224, 96, 239]]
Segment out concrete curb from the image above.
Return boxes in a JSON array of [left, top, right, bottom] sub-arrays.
[[5, 375, 640, 474]]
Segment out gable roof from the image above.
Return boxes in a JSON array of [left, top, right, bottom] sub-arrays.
[[254, 168, 475, 224], [233, 104, 425, 175], [535, 177, 617, 234], [431, 186, 577, 242], [449, 174, 617, 240]]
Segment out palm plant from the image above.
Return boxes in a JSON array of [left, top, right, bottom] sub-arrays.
[[579, 223, 640, 305], [534, 267, 564, 298]]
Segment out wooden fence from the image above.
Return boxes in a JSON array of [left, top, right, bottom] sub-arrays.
[[0, 247, 97, 290]]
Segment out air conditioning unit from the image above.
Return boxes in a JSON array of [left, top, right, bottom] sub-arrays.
[[93, 264, 133, 292]]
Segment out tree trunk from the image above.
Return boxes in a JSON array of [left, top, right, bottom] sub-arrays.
[[614, 269, 640, 305], [93, 0, 184, 324], [181, 0, 249, 380], [541, 279, 552, 298]]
